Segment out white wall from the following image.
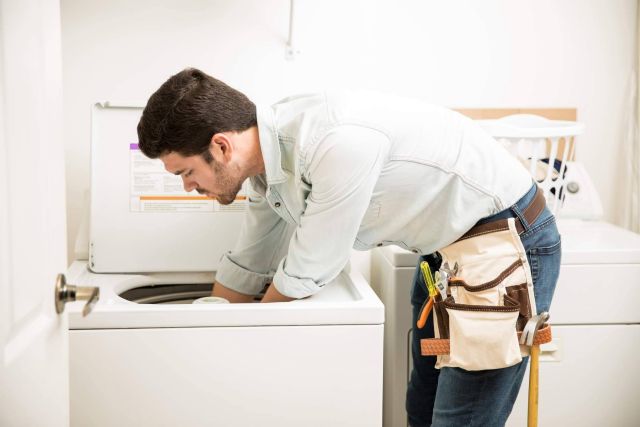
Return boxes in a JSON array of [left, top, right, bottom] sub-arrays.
[[61, 0, 637, 271]]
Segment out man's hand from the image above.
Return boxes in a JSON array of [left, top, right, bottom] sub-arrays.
[[260, 283, 295, 303], [211, 281, 255, 303]]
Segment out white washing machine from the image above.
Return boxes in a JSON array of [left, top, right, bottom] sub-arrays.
[[67, 261, 383, 427], [370, 171, 640, 427], [66, 103, 384, 427]]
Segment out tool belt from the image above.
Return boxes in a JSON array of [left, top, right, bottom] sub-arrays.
[[419, 187, 553, 371]]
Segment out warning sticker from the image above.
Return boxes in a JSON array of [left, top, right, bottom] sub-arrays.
[[129, 143, 246, 212]]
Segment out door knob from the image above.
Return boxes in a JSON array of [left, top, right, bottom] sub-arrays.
[[55, 273, 100, 316]]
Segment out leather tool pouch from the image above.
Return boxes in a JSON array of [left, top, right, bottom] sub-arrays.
[[431, 218, 537, 371]]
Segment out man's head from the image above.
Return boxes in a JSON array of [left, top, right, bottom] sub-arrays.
[[137, 68, 260, 204]]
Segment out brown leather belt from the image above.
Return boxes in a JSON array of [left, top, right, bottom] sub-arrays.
[[420, 324, 553, 356], [456, 187, 547, 242]]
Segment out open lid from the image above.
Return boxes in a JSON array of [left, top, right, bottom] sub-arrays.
[[89, 103, 247, 273]]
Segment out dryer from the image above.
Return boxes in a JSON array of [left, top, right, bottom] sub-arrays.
[[66, 103, 384, 427], [370, 191, 640, 426]]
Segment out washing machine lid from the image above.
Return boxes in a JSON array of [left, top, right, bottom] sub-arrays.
[[379, 220, 640, 267], [557, 220, 640, 265], [65, 262, 384, 328], [89, 103, 247, 273]]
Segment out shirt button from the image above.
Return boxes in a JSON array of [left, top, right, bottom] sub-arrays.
[[274, 202, 281, 207]]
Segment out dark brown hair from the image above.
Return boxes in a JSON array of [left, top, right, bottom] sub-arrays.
[[137, 68, 257, 159]]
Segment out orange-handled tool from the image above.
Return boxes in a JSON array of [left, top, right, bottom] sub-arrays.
[[417, 296, 434, 329], [417, 261, 438, 329]]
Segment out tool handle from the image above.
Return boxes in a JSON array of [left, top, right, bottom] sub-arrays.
[[527, 345, 540, 427], [416, 297, 433, 329]]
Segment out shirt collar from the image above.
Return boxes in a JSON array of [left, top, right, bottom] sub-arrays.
[[256, 105, 288, 185]]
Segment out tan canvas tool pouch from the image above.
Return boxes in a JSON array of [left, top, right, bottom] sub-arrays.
[[424, 217, 538, 371]]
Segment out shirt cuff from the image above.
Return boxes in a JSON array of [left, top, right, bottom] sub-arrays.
[[215, 253, 273, 296], [272, 258, 323, 299]]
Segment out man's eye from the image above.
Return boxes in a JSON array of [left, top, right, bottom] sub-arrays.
[[185, 170, 193, 177]]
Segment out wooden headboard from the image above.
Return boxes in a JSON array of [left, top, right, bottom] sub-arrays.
[[455, 108, 576, 121]]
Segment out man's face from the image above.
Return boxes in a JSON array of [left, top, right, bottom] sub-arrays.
[[161, 150, 244, 205]]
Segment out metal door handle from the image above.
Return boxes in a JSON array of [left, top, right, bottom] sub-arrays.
[[55, 273, 100, 316]]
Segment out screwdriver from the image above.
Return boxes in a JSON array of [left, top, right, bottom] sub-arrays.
[[417, 261, 438, 329]]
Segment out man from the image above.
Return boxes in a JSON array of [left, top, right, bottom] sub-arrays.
[[137, 68, 561, 426]]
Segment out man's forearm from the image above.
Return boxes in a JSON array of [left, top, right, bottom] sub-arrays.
[[211, 281, 255, 303]]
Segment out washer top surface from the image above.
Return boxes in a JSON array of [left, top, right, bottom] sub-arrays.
[[379, 220, 640, 267], [66, 261, 384, 329], [555, 219, 640, 264]]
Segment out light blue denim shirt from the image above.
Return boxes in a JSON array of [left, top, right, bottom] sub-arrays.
[[215, 91, 532, 298]]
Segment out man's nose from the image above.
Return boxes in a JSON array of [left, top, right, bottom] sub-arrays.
[[182, 177, 197, 192]]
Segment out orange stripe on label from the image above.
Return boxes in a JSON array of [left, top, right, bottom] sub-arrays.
[[140, 196, 213, 201], [140, 196, 248, 201]]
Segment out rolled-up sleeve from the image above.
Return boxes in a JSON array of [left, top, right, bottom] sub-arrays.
[[215, 187, 293, 295], [273, 125, 390, 298]]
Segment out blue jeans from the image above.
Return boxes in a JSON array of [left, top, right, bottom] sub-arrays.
[[406, 183, 562, 427]]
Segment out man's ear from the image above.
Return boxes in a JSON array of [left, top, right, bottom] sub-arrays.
[[210, 133, 233, 164]]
